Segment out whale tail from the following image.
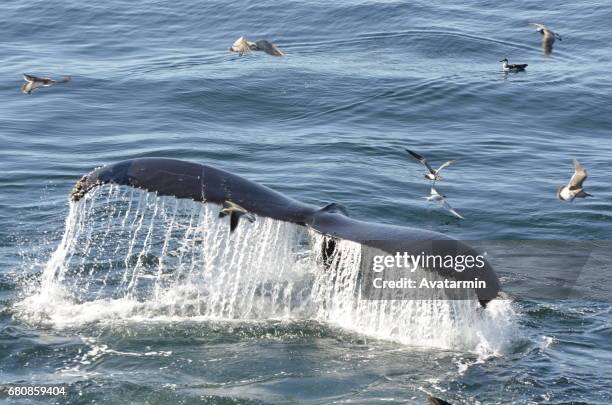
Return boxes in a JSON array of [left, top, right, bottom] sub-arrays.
[[68, 158, 503, 307]]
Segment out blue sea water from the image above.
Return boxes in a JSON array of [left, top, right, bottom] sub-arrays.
[[1, 0, 611, 403]]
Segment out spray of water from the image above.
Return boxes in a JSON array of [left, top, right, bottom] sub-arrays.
[[16, 185, 517, 354]]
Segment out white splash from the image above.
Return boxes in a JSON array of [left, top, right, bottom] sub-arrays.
[[16, 185, 517, 354]]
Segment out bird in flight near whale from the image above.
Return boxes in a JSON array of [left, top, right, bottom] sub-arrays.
[[425, 187, 464, 219], [406, 149, 456, 182], [21, 74, 70, 94], [557, 159, 592, 201], [531, 23, 562, 56], [229, 36, 284, 56], [219, 201, 256, 233]]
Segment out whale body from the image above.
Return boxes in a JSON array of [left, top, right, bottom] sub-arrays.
[[70, 158, 502, 306]]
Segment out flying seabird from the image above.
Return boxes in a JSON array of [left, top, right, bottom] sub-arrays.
[[219, 201, 256, 233], [500, 58, 528, 72], [428, 397, 453, 405], [229, 36, 284, 56], [557, 159, 592, 201], [21, 74, 70, 94], [531, 23, 562, 56], [425, 187, 464, 219], [406, 149, 456, 182]]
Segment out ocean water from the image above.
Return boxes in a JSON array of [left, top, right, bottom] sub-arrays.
[[1, 0, 611, 403]]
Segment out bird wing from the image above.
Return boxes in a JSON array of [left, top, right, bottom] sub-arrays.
[[440, 198, 464, 219], [435, 160, 455, 174], [232, 36, 246, 47], [530, 23, 548, 31], [543, 33, 554, 55], [406, 149, 435, 174], [254, 40, 284, 56], [568, 159, 587, 189], [24, 74, 54, 85], [230, 212, 241, 233], [231, 36, 252, 54]]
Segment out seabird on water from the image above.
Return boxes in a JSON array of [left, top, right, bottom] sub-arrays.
[[428, 397, 453, 405], [500, 58, 528, 72], [21, 74, 70, 94], [229, 36, 284, 56], [531, 23, 562, 56], [557, 159, 592, 201], [219, 201, 256, 233], [425, 187, 464, 219], [406, 149, 456, 182]]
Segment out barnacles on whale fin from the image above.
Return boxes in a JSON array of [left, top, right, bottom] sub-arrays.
[[70, 175, 102, 202], [69, 175, 89, 202]]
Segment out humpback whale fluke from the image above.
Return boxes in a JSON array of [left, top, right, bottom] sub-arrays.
[[428, 397, 453, 405], [69, 158, 502, 306], [21, 74, 70, 94], [219, 201, 256, 233]]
